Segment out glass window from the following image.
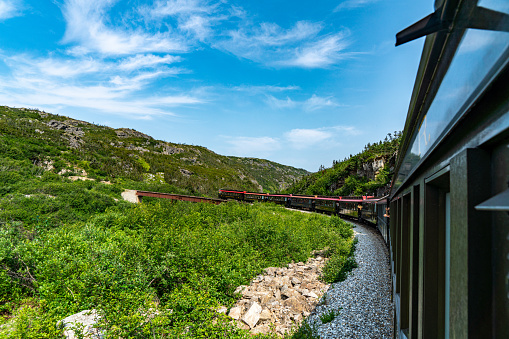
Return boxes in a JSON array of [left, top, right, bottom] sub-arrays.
[[393, 20, 509, 192]]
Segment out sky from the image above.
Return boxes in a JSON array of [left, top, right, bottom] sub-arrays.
[[0, 0, 432, 172]]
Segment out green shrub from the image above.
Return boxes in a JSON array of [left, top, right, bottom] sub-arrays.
[[319, 309, 341, 324], [320, 237, 358, 284], [0, 200, 355, 338]]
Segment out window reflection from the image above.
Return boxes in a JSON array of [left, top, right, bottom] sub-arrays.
[[393, 22, 509, 192]]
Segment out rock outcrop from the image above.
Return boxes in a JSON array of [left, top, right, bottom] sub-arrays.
[[46, 120, 85, 148], [57, 309, 103, 339], [156, 142, 183, 155], [229, 251, 329, 336], [115, 128, 152, 140]]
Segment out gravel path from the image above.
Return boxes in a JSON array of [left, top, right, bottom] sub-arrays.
[[307, 222, 393, 338]]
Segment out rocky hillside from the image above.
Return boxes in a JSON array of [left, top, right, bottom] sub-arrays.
[[0, 106, 308, 197], [284, 133, 401, 197]]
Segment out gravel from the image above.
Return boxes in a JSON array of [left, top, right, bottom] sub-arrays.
[[307, 222, 393, 338]]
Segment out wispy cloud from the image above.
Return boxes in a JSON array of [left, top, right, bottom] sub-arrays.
[[304, 94, 340, 111], [0, 51, 202, 118], [281, 33, 350, 68], [145, 0, 231, 42], [8, 54, 103, 78], [334, 0, 380, 11], [215, 21, 349, 68], [265, 95, 297, 109], [285, 128, 333, 149], [118, 54, 182, 71], [266, 94, 340, 111], [231, 85, 300, 93], [0, 0, 22, 20], [222, 136, 281, 157], [0, 75, 202, 118], [149, 0, 215, 17], [62, 0, 188, 56], [285, 126, 360, 149]]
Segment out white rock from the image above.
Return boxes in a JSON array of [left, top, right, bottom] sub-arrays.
[[241, 302, 262, 328], [304, 291, 319, 298], [234, 285, 248, 294], [228, 306, 243, 320], [259, 308, 273, 321], [58, 309, 103, 339]]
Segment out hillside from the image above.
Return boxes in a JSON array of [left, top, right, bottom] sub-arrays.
[[0, 106, 308, 197], [284, 133, 402, 197], [0, 107, 356, 338]]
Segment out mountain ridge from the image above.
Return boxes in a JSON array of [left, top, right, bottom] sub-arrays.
[[0, 106, 309, 197]]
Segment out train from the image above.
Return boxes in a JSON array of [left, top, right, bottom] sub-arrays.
[[220, 0, 508, 337], [387, 0, 508, 338], [218, 189, 383, 225]]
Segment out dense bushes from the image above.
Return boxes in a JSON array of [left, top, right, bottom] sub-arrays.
[[0, 106, 353, 337], [0, 199, 355, 338]]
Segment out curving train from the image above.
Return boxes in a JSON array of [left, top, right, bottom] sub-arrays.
[[218, 189, 387, 226]]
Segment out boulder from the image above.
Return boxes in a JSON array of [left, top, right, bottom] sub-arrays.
[[241, 302, 262, 328], [259, 308, 273, 321], [228, 306, 242, 320], [58, 309, 103, 339]]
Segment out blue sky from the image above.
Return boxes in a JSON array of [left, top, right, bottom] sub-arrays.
[[0, 0, 431, 171]]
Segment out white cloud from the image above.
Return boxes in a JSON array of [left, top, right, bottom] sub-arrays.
[[265, 95, 297, 109], [118, 54, 181, 71], [216, 20, 349, 69], [7, 55, 103, 78], [61, 0, 188, 56], [179, 15, 213, 40], [232, 85, 300, 93], [146, 0, 230, 42], [282, 33, 349, 68], [149, 0, 214, 17], [266, 94, 340, 111], [248, 21, 322, 46], [216, 21, 335, 67], [223, 136, 281, 157], [0, 50, 202, 118], [285, 128, 333, 149], [334, 0, 380, 11], [0, 0, 21, 20], [304, 94, 339, 111], [285, 125, 360, 149], [0, 74, 202, 118]]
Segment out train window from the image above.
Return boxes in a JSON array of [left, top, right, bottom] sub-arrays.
[[423, 168, 450, 339], [409, 185, 420, 339], [393, 5, 509, 194], [445, 192, 450, 339], [400, 193, 411, 333]]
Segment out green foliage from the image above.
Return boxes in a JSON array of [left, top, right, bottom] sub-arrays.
[[285, 133, 402, 196], [319, 309, 340, 324], [0, 197, 355, 337], [320, 237, 358, 284], [288, 321, 320, 339], [0, 106, 352, 337]]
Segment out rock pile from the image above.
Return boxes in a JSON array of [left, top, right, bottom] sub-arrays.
[[229, 251, 330, 336]]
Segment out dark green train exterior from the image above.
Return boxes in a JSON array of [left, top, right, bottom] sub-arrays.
[[388, 0, 509, 337]]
